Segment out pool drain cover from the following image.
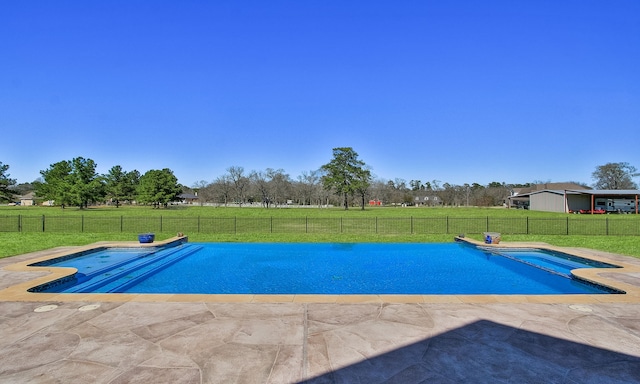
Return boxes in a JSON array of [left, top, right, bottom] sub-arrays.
[[34, 304, 58, 313], [78, 304, 101, 312], [569, 304, 593, 312]]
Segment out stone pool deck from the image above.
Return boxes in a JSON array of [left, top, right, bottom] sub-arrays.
[[1, 239, 640, 383]]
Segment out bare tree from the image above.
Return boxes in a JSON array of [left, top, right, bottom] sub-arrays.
[[267, 168, 292, 206], [439, 183, 458, 206], [227, 166, 249, 206], [592, 162, 638, 190], [382, 179, 409, 206], [367, 179, 388, 205], [250, 170, 272, 208], [191, 180, 209, 205], [212, 175, 233, 206], [296, 170, 321, 205]]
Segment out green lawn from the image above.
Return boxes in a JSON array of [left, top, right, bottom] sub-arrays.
[[0, 204, 578, 218], [1, 205, 639, 259]]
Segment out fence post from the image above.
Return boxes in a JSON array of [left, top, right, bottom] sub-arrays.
[[375, 217, 378, 233], [82, 215, 84, 232], [486, 216, 489, 232], [198, 216, 201, 233], [234, 217, 237, 234], [410, 216, 413, 234], [446, 216, 449, 234], [270, 217, 273, 233], [121, 215, 123, 232], [18, 214, 22, 232], [606, 217, 609, 236], [160, 216, 163, 232], [566, 216, 569, 235], [340, 217, 343, 233], [42, 215, 45, 232], [305, 217, 308, 233]]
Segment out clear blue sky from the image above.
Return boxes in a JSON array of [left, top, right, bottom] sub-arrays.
[[2, 1, 639, 187]]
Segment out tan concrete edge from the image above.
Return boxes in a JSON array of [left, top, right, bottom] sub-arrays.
[[1, 236, 639, 304]]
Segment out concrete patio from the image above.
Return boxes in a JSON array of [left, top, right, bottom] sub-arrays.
[[1, 241, 640, 383]]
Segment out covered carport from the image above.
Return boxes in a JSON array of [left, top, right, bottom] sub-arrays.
[[508, 189, 584, 213], [508, 189, 640, 214], [564, 189, 640, 214]]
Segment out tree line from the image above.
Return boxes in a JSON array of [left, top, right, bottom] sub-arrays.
[[37, 158, 183, 209], [195, 147, 373, 210], [1, 153, 638, 209], [1, 158, 182, 209]]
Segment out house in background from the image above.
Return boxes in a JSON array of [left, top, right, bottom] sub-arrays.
[[19, 192, 35, 206], [414, 195, 441, 207], [178, 193, 199, 205]]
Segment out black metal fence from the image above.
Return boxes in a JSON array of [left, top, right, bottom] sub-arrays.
[[1, 215, 639, 236]]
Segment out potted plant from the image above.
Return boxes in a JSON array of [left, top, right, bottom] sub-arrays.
[[138, 233, 155, 243]]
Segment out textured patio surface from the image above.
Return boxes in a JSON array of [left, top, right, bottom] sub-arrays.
[[1, 300, 639, 383], [1, 240, 640, 383]]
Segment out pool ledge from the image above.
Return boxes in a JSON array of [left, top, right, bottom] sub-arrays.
[[1, 236, 640, 304], [455, 236, 640, 302]]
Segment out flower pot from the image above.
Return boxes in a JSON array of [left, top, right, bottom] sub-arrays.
[[138, 233, 155, 243]]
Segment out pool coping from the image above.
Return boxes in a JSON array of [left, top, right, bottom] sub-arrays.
[[1, 236, 640, 304]]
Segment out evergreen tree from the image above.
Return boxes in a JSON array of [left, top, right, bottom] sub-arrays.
[[70, 157, 104, 208], [105, 166, 140, 207], [0, 162, 17, 203], [37, 160, 74, 208], [137, 168, 182, 208], [321, 147, 372, 210], [37, 157, 104, 208]]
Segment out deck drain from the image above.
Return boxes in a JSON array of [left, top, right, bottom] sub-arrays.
[[34, 304, 58, 313], [78, 304, 101, 312], [569, 304, 593, 312]]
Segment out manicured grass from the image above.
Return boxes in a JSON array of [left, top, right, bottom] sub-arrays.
[[2, 231, 640, 260], [0, 205, 582, 218], [0, 233, 145, 259], [1, 205, 639, 259], [500, 234, 640, 259]]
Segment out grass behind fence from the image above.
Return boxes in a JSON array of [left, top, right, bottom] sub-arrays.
[[0, 205, 601, 218], [2, 214, 639, 236], [1, 206, 640, 259]]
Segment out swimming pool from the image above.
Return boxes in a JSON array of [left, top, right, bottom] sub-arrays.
[[483, 247, 620, 277], [29, 242, 622, 295]]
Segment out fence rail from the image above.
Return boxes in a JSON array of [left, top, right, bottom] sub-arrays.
[[1, 215, 639, 236]]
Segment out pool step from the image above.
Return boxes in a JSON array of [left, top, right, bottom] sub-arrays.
[[73, 249, 157, 283], [486, 249, 574, 278], [100, 245, 203, 293], [64, 244, 202, 293]]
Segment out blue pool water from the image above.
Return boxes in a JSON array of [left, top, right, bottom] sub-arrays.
[[484, 248, 619, 277], [30, 242, 622, 295]]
